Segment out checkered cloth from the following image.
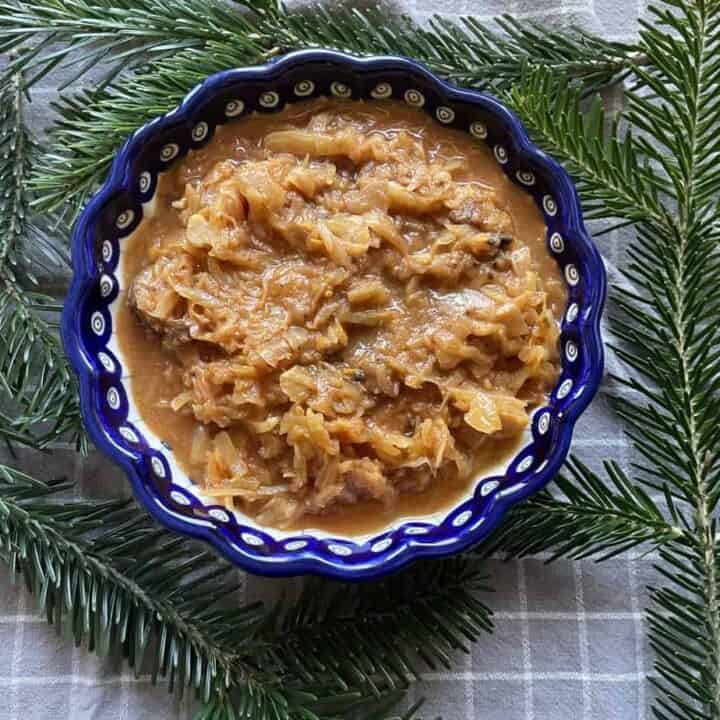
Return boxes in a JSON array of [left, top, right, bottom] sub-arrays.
[[3, 1, 661, 717]]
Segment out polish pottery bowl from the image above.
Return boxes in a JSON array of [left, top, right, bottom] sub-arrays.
[[62, 50, 605, 579]]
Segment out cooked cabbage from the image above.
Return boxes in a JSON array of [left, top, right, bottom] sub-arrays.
[[127, 99, 564, 527]]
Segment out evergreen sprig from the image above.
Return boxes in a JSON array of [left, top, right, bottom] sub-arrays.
[[494, 1, 720, 715], [0, 457, 489, 719], [4, 0, 641, 217], [253, 561, 492, 689], [0, 74, 84, 447], [504, 66, 668, 225], [0, 0, 642, 90], [623, 2, 720, 714], [484, 457, 684, 562], [249, 3, 642, 90], [0, 0, 271, 88]]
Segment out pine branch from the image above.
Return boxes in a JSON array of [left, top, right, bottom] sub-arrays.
[[482, 457, 683, 562], [503, 65, 669, 225], [0, 460, 491, 718], [249, 4, 642, 90], [618, 2, 720, 714], [648, 542, 720, 720], [0, 0, 271, 89], [248, 560, 492, 692], [0, 0, 642, 91], [507, 2, 720, 715], [0, 74, 85, 448], [20, 0, 641, 217], [0, 464, 249, 696]]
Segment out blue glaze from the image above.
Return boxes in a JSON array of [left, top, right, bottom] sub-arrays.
[[62, 50, 606, 580]]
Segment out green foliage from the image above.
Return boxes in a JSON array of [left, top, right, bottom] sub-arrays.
[[500, 1, 720, 716], [0, 463, 247, 698], [0, 0, 270, 88], [0, 0, 719, 718], [248, 3, 641, 90], [2, 0, 639, 218], [504, 66, 667, 224], [0, 0, 641, 89], [486, 457, 683, 562], [621, 2, 720, 715], [0, 458, 490, 719], [252, 561, 492, 685], [0, 74, 84, 447]]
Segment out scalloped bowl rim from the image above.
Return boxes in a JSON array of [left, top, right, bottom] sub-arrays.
[[62, 49, 606, 580]]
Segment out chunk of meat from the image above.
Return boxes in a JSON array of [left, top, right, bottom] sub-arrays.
[[128, 264, 194, 345], [341, 458, 395, 503]]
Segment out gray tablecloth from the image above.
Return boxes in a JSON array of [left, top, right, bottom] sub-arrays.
[[2, 1, 658, 717]]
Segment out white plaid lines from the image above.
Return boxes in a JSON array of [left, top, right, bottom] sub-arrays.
[[628, 552, 647, 719], [464, 649, 476, 719], [517, 561, 535, 720], [0, 613, 45, 623], [423, 671, 657, 682], [493, 611, 646, 620], [119, 667, 132, 720], [574, 563, 592, 719], [9, 591, 27, 720], [66, 646, 83, 719], [0, 670, 659, 686], [0, 675, 153, 687], [622, 431, 649, 719]]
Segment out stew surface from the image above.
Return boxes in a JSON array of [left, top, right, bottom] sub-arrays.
[[118, 98, 566, 532]]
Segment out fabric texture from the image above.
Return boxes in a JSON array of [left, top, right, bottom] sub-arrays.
[[2, 1, 657, 717]]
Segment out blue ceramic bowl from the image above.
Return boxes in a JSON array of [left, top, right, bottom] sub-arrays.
[[62, 50, 605, 580]]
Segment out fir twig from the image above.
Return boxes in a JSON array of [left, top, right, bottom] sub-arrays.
[[623, 2, 720, 715], [16, 0, 643, 217], [504, 65, 668, 225], [249, 561, 492, 687], [485, 457, 683, 562], [249, 4, 642, 90], [0, 0, 271, 89], [503, 1, 720, 715], [0, 0, 643, 91], [0, 74, 84, 448]]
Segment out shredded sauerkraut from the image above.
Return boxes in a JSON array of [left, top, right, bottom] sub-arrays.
[[127, 99, 564, 528]]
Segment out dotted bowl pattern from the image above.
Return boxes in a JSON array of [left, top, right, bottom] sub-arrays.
[[62, 50, 606, 580]]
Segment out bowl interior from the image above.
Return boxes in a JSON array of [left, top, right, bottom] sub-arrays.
[[65, 51, 605, 578]]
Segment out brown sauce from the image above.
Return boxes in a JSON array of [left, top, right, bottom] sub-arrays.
[[117, 98, 565, 533]]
